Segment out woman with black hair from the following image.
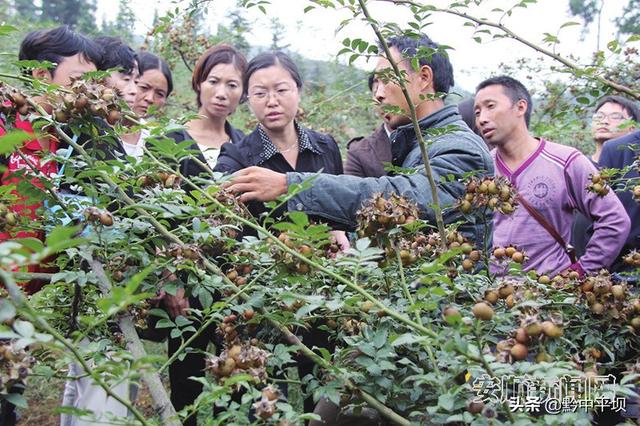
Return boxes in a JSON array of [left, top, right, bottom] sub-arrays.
[[135, 51, 173, 116], [215, 51, 344, 219], [170, 44, 247, 177], [214, 51, 346, 417], [156, 44, 248, 426]]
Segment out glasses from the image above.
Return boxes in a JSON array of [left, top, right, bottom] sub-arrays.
[[592, 112, 628, 121], [248, 87, 294, 101]]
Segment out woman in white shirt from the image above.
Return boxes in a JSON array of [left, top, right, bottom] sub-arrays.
[[122, 51, 173, 158]]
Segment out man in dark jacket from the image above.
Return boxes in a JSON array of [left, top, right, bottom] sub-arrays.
[[226, 33, 493, 247], [344, 73, 394, 177], [599, 130, 640, 273]]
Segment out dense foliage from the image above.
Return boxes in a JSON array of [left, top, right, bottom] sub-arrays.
[[0, 1, 639, 425]]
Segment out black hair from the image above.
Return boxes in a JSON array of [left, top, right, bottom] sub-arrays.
[[243, 51, 302, 97], [476, 75, 533, 127], [595, 95, 640, 122], [137, 51, 173, 96], [384, 33, 454, 94], [457, 97, 481, 136], [93, 36, 138, 75], [367, 72, 375, 92], [192, 44, 247, 108], [19, 25, 103, 77]]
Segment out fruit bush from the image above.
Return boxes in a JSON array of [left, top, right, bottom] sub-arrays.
[[1, 1, 640, 425]]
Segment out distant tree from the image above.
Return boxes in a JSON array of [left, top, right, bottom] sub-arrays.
[[10, 0, 97, 34], [569, 0, 639, 46], [616, 0, 640, 35], [41, 0, 97, 34], [219, 9, 251, 54], [111, 0, 137, 43], [269, 17, 289, 50]]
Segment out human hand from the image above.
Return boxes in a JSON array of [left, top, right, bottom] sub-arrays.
[[224, 166, 288, 202]]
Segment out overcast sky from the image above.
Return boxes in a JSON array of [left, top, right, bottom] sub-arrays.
[[95, 0, 631, 92]]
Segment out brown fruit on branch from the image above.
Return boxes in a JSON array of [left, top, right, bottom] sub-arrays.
[[472, 302, 494, 320], [515, 328, 529, 345], [484, 290, 499, 305], [467, 399, 485, 414], [510, 343, 528, 361], [541, 321, 563, 339]]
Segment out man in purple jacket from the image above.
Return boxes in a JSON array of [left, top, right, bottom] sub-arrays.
[[474, 76, 630, 277]]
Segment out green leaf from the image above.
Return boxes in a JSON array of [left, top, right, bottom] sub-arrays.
[[4, 393, 28, 409], [0, 299, 16, 323], [392, 333, 424, 347], [0, 25, 18, 36], [438, 393, 455, 411], [13, 319, 34, 338], [0, 131, 33, 155]]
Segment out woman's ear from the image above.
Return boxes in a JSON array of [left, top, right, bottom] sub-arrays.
[[32, 68, 53, 82]]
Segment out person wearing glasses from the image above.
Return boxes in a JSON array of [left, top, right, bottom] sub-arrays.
[[572, 96, 639, 258], [213, 51, 345, 417], [214, 51, 344, 222], [590, 95, 639, 163]]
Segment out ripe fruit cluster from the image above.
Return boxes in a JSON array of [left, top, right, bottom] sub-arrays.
[[129, 300, 151, 330], [633, 185, 640, 202], [576, 270, 640, 331], [494, 313, 564, 363], [0, 84, 32, 116], [137, 171, 181, 189], [586, 174, 610, 197], [225, 264, 253, 288], [160, 243, 202, 266], [51, 79, 124, 125], [0, 341, 36, 394], [356, 193, 418, 239], [253, 385, 280, 420], [205, 340, 270, 384], [623, 250, 640, 267], [270, 230, 339, 274], [198, 189, 250, 258], [483, 280, 540, 310], [83, 207, 114, 226], [492, 245, 527, 264], [457, 176, 518, 215], [0, 203, 17, 232]]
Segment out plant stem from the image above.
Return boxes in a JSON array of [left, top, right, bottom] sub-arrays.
[[90, 259, 181, 426]]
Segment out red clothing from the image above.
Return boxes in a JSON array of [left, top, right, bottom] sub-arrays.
[[0, 114, 59, 293]]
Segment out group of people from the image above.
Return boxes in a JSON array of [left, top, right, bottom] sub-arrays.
[[0, 22, 639, 425]]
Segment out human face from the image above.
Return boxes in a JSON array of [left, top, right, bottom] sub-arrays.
[[134, 69, 169, 116], [474, 84, 526, 146], [372, 47, 423, 130], [36, 53, 97, 87], [106, 65, 139, 110], [247, 64, 300, 133], [198, 63, 243, 119], [591, 102, 634, 143]]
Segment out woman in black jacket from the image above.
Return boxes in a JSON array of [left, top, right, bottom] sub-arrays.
[[214, 51, 343, 219], [215, 51, 345, 417], [159, 45, 247, 426], [171, 44, 247, 178]]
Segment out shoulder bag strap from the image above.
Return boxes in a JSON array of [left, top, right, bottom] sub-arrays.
[[516, 193, 578, 264]]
